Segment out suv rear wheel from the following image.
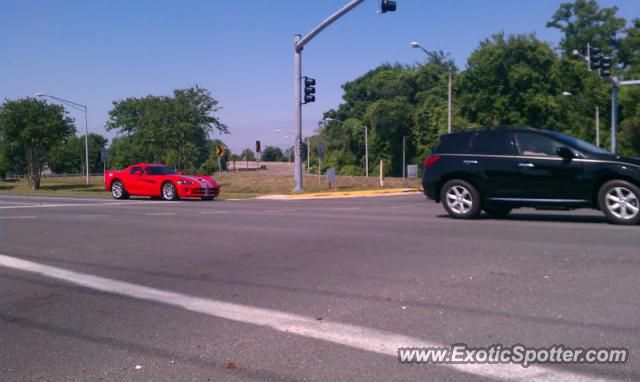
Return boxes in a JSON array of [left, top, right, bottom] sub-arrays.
[[598, 180, 640, 225], [484, 205, 512, 219], [440, 179, 481, 219]]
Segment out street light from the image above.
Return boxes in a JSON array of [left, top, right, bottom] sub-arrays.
[[562, 91, 600, 147], [276, 129, 295, 163], [411, 41, 452, 133], [324, 118, 369, 177], [37, 93, 90, 185]]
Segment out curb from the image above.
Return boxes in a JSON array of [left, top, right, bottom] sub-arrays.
[[276, 188, 421, 200]]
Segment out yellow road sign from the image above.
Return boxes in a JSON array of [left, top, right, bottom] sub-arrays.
[[215, 145, 225, 157]]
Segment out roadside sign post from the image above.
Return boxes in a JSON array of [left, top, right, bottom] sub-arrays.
[[101, 149, 109, 177], [317, 143, 325, 186], [256, 140, 262, 176], [379, 159, 384, 188], [327, 168, 336, 189], [215, 145, 225, 173]]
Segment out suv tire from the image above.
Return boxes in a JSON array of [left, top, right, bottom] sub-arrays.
[[441, 179, 482, 219], [484, 205, 512, 219], [598, 180, 640, 225]]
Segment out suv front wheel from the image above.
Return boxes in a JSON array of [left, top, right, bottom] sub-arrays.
[[440, 179, 482, 219], [598, 180, 640, 225]]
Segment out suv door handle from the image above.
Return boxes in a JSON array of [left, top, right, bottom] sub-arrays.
[[518, 163, 535, 168], [463, 160, 478, 165]]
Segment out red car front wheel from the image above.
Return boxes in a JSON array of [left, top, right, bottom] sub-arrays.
[[161, 182, 179, 201]]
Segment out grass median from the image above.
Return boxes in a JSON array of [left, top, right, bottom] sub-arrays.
[[0, 173, 421, 199]]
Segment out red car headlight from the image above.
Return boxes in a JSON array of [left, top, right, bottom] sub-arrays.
[[177, 180, 194, 185]]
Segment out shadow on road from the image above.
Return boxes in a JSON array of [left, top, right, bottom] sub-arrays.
[[437, 213, 609, 225]]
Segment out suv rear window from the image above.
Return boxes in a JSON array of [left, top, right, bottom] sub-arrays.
[[434, 133, 473, 154]]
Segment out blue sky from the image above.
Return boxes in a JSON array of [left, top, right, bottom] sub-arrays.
[[1, 0, 639, 153]]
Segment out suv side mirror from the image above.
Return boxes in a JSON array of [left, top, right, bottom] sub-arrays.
[[556, 147, 574, 162]]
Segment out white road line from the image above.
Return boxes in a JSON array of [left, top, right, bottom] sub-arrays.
[[0, 202, 134, 210], [144, 212, 176, 216], [0, 215, 36, 220], [0, 254, 615, 382], [77, 214, 110, 218], [327, 207, 361, 211], [199, 211, 230, 215], [0, 201, 37, 205], [0, 195, 113, 202], [0, 201, 183, 210]]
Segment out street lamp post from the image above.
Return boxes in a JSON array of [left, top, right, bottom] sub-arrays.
[[324, 118, 369, 177], [562, 91, 600, 147], [411, 41, 452, 133], [37, 93, 90, 185]]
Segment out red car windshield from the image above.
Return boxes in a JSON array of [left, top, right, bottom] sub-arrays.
[[146, 166, 177, 175]]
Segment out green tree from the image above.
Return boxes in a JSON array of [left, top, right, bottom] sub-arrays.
[[547, 0, 626, 58], [459, 33, 560, 129], [240, 148, 256, 161], [106, 86, 228, 171], [0, 98, 75, 189], [48, 133, 108, 174], [261, 146, 284, 161], [619, 18, 640, 69]]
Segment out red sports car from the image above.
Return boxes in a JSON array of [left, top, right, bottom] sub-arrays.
[[104, 163, 220, 200]]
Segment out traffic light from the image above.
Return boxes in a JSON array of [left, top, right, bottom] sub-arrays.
[[303, 76, 316, 104], [381, 0, 397, 13], [589, 46, 601, 71], [600, 56, 612, 77]]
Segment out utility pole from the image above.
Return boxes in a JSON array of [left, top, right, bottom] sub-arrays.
[[306, 137, 311, 175], [364, 125, 369, 177], [447, 68, 452, 133], [402, 135, 406, 179], [293, 0, 396, 192], [595, 106, 600, 147]]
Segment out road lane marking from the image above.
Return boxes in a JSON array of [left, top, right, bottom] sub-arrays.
[[0, 215, 36, 220], [0, 195, 114, 202], [0, 254, 615, 382], [77, 214, 110, 218], [0, 201, 38, 205], [144, 212, 176, 216], [199, 211, 230, 215], [0, 201, 183, 210]]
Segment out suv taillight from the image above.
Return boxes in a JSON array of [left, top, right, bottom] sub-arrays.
[[424, 155, 440, 168]]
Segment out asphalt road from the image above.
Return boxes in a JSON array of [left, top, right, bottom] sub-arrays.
[[0, 193, 638, 381]]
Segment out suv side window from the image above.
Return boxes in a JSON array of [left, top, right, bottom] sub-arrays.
[[130, 166, 144, 175], [469, 130, 513, 155], [514, 132, 563, 157]]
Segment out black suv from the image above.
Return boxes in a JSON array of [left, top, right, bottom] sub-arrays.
[[422, 127, 640, 225]]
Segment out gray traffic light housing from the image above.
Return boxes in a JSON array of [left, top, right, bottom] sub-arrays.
[[589, 46, 602, 71], [381, 0, 397, 13], [600, 56, 612, 77], [304, 77, 316, 104]]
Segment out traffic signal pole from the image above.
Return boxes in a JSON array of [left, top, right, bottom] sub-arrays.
[[609, 78, 640, 153], [293, 0, 395, 192]]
